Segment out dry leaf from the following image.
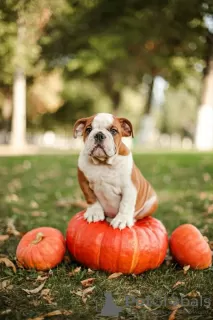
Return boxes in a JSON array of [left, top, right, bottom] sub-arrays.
[[68, 266, 81, 276], [87, 268, 94, 274], [0, 257, 16, 273], [203, 173, 211, 182], [0, 279, 11, 290], [168, 305, 181, 320], [6, 219, 20, 236], [71, 289, 83, 297], [203, 236, 209, 243], [209, 241, 213, 250], [41, 288, 50, 296], [23, 281, 46, 294], [0, 235, 9, 242], [172, 281, 185, 289], [56, 199, 87, 209], [63, 255, 71, 263], [27, 310, 73, 320], [186, 290, 200, 298], [36, 275, 49, 282], [183, 265, 190, 274], [81, 278, 95, 287], [41, 288, 55, 305], [82, 286, 95, 303], [108, 272, 122, 280], [30, 201, 39, 209]]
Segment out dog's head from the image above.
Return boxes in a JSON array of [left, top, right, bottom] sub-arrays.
[[73, 113, 133, 160]]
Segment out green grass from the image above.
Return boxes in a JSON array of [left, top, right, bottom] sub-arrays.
[[1, 153, 213, 320]]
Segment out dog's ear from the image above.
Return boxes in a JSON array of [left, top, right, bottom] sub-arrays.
[[73, 118, 88, 138], [118, 118, 134, 137]]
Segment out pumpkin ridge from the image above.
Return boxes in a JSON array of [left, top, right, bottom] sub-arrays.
[[143, 226, 158, 268], [129, 228, 139, 273], [98, 225, 110, 270], [150, 227, 162, 267]]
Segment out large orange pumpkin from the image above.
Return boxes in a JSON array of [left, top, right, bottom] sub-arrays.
[[170, 224, 212, 269], [66, 211, 168, 274], [16, 227, 66, 270]]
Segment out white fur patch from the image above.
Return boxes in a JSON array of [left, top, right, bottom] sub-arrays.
[[79, 150, 137, 223], [92, 113, 114, 129]]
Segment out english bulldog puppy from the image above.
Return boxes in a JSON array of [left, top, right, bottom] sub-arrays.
[[73, 113, 158, 229]]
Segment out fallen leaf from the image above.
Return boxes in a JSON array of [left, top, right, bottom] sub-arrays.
[[207, 205, 213, 214], [23, 281, 46, 294], [56, 199, 87, 209], [81, 278, 95, 287], [0, 235, 9, 242], [41, 288, 50, 296], [0, 257, 16, 273], [172, 281, 185, 289], [30, 201, 39, 209], [41, 288, 55, 305], [82, 286, 95, 303], [6, 219, 20, 236], [31, 211, 46, 217], [16, 260, 24, 269], [27, 310, 73, 320], [68, 266, 81, 276], [168, 304, 181, 320], [36, 275, 48, 282], [203, 236, 209, 243], [186, 290, 200, 298], [87, 268, 94, 274], [71, 289, 83, 297], [183, 265, 190, 274], [0, 279, 11, 290], [209, 241, 213, 250], [203, 173, 211, 182], [108, 272, 122, 280], [63, 255, 71, 263]]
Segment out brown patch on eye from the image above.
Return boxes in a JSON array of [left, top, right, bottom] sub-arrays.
[[82, 117, 95, 141]]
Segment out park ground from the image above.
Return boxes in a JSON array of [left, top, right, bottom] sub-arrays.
[[0, 153, 213, 320]]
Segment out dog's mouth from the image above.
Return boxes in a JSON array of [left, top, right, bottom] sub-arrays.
[[89, 144, 107, 157]]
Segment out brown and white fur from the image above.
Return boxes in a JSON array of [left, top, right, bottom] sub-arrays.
[[73, 113, 158, 230]]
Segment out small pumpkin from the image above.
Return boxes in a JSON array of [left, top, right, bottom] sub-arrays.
[[16, 227, 66, 270], [170, 224, 212, 269], [66, 211, 168, 274]]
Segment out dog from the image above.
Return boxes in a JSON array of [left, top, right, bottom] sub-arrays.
[[73, 113, 158, 229]]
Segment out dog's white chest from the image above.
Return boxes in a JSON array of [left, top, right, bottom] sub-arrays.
[[78, 152, 133, 217]]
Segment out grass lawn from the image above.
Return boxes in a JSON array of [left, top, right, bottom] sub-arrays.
[[1, 153, 213, 320]]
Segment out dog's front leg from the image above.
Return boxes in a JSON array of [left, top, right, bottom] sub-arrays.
[[78, 168, 105, 223], [110, 185, 137, 230]]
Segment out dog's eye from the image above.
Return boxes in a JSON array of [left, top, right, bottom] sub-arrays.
[[110, 128, 118, 136], [86, 127, 92, 134]]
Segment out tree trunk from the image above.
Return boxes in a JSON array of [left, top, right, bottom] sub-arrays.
[[111, 90, 120, 116], [144, 75, 154, 115], [138, 75, 155, 145], [195, 31, 213, 150], [10, 18, 27, 148], [10, 67, 27, 147], [1, 94, 12, 143]]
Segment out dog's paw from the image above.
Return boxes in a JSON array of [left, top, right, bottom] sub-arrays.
[[84, 203, 105, 223], [110, 213, 135, 230]]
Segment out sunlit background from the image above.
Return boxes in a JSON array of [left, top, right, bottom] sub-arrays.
[[1, 0, 213, 153]]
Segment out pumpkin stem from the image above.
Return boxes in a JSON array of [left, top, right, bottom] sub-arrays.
[[31, 232, 44, 244]]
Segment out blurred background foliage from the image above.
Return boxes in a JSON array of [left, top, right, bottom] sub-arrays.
[[0, 0, 213, 139]]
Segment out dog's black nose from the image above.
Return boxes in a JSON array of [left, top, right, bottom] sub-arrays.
[[94, 131, 106, 142]]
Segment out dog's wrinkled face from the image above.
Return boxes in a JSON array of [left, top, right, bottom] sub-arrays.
[[73, 113, 133, 159]]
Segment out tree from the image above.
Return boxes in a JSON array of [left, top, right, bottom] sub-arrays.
[[0, 0, 65, 147]]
